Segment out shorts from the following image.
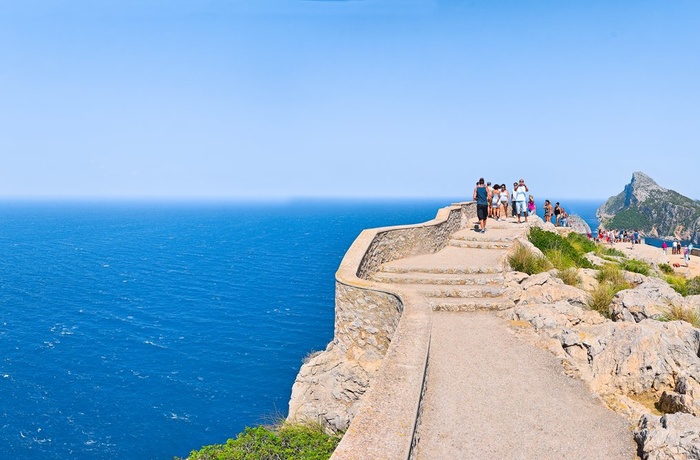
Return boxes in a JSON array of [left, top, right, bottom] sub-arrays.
[[516, 201, 527, 215], [477, 204, 488, 221]]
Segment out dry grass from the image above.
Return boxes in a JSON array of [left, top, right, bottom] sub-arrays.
[[556, 267, 581, 286], [587, 283, 616, 318], [508, 244, 552, 275], [661, 305, 700, 328]]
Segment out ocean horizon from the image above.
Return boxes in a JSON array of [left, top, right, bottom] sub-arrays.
[[0, 198, 603, 459]]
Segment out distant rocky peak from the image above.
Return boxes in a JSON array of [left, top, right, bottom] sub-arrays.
[[625, 171, 665, 204]]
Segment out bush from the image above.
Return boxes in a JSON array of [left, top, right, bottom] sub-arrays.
[[659, 263, 674, 275], [596, 264, 630, 290], [620, 259, 651, 276], [556, 267, 581, 286], [567, 232, 597, 254], [593, 245, 625, 258], [528, 228, 594, 269], [508, 244, 552, 275], [185, 422, 342, 460], [666, 275, 688, 296]]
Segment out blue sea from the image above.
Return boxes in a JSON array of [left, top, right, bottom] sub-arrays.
[[0, 198, 603, 459]]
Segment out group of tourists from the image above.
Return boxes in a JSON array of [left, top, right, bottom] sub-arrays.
[[597, 229, 641, 245], [473, 178, 531, 233], [662, 241, 695, 266], [542, 200, 568, 227]]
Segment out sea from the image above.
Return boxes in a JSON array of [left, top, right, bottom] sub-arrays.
[[0, 198, 603, 459]]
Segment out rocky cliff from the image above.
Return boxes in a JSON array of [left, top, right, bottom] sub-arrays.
[[597, 171, 700, 243]]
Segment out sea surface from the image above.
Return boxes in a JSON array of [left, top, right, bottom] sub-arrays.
[[0, 198, 603, 459]]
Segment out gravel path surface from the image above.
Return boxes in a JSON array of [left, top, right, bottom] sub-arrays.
[[414, 312, 636, 460]]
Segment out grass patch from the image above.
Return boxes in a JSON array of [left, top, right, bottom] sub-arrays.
[[620, 259, 651, 276], [588, 264, 631, 318], [666, 275, 688, 296], [528, 228, 594, 269], [597, 264, 631, 289], [587, 283, 616, 318], [508, 244, 552, 275], [184, 421, 343, 460], [665, 275, 700, 297], [556, 267, 581, 286], [659, 305, 700, 328], [593, 245, 626, 258]]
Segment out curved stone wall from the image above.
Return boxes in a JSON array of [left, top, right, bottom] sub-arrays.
[[286, 201, 475, 458]]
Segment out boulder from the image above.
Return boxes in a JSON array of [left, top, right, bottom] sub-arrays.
[[610, 277, 684, 322], [635, 412, 700, 459]]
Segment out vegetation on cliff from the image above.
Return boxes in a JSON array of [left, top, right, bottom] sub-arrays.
[[181, 422, 341, 460], [597, 171, 700, 243]]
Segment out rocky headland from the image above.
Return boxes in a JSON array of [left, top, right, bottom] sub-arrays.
[[597, 171, 700, 244]]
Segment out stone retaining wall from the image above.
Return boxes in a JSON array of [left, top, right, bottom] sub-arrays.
[[287, 202, 475, 453]]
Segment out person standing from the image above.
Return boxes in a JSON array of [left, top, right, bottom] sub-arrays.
[[672, 240, 678, 255], [500, 184, 509, 218], [511, 182, 518, 218], [473, 178, 491, 233], [543, 200, 553, 223], [662, 241, 668, 255], [491, 185, 501, 220], [685, 246, 691, 266], [514, 179, 529, 223], [554, 202, 562, 226]]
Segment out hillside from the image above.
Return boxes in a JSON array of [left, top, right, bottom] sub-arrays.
[[597, 172, 700, 244]]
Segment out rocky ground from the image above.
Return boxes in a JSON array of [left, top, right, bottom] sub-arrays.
[[498, 231, 700, 459]]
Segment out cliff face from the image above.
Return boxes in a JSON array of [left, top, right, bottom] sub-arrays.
[[596, 172, 700, 244]]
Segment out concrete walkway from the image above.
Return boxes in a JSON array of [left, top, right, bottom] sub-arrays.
[[369, 218, 636, 459]]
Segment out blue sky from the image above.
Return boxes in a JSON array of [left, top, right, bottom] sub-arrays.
[[1, 0, 698, 200]]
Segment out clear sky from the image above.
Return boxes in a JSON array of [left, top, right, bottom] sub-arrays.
[[1, 0, 698, 201]]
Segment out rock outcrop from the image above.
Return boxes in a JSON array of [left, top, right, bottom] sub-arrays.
[[597, 171, 700, 244], [498, 268, 700, 458]]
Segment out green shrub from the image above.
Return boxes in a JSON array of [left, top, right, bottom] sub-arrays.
[[594, 246, 626, 258], [557, 267, 581, 286], [548, 248, 575, 270], [567, 232, 597, 254], [620, 259, 651, 276], [659, 263, 674, 275], [596, 264, 630, 290], [508, 244, 552, 275], [185, 422, 342, 460], [528, 228, 594, 269], [666, 275, 688, 296]]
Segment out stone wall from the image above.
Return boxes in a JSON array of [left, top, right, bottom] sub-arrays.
[[287, 202, 474, 435]]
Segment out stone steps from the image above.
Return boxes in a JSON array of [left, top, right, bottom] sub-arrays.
[[419, 285, 511, 298], [449, 239, 512, 249], [368, 272, 505, 286], [430, 297, 517, 312]]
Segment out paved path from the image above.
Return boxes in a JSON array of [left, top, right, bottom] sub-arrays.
[[369, 218, 636, 459]]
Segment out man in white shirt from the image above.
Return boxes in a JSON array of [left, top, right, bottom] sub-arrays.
[[514, 179, 529, 223]]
